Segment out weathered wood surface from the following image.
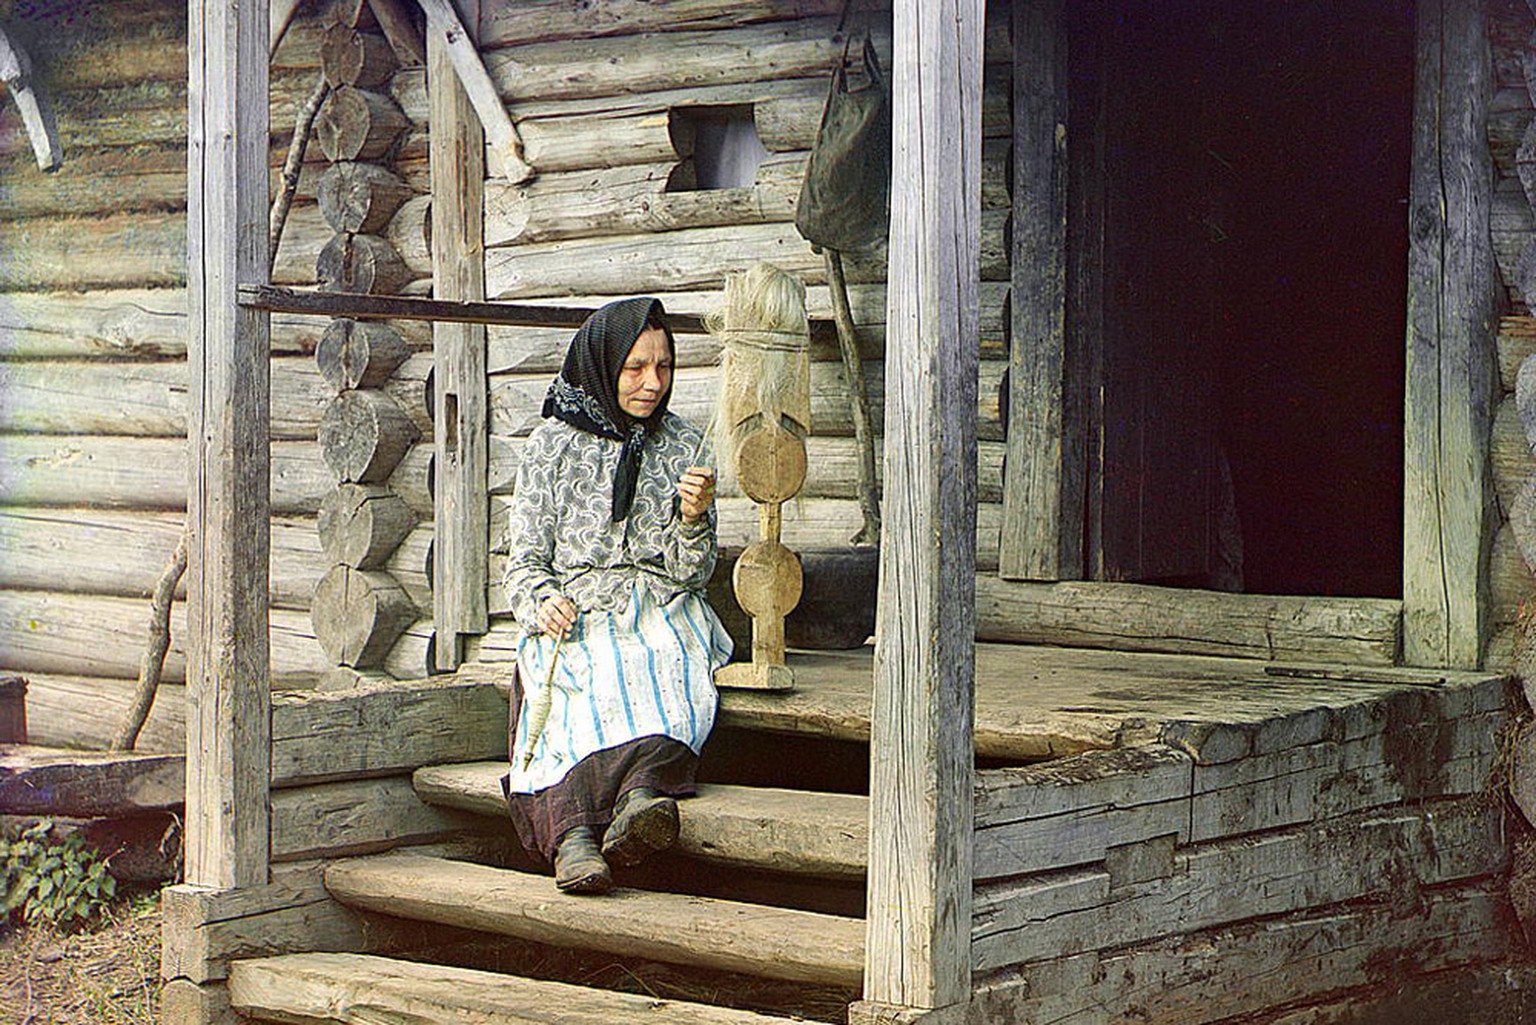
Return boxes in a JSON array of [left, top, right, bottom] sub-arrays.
[[316, 231, 416, 294], [0, 288, 429, 360], [270, 674, 507, 787], [316, 85, 408, 163], [430, 29, 491, 669], [315, 318, 411, 390], [230, 952, 814, 1025], [0, 355, 429, 439], [162, 861, 363, 985], [969, 885, 1508, 1025], [974, 677, 1506, 879], [271, 775, 476, 862], [0, 435, 431, 518], [483, 214, 1008, 301], [489, 359, 1008, 440], [320, 23, 397, 88], [310, 566, 417, 667], [974, 578, 1402, 664], [866, 0, 983, 1008], [184, 0, 272, 891], [0, 509, 321, 611], [1403, 0, 1498, 669], [0, 745, 183, 816], [319, 389, 422, 483], [0, 590, 327, 687], [415, 763, 868, 879], [971, 798, 1505, 973], [1492, 517, 1535, 623], [20, 674, 186, 754], [317, 484, 416, 569], [317, 161, 415, 234], [1493, 393, 1534, 512], [1001, 0, 1079, 582], [1499, 315, 1536, 390], [477, 0, 857, 47], [324, 852, 865, 987]]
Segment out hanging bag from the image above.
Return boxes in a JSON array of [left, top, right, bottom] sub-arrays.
[[795, 32, 891, 252]]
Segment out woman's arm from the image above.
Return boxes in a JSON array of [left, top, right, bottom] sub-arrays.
[[502, 426, 566, 627], [661, 499, 718, 590]]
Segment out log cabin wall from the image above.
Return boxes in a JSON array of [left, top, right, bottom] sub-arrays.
[[1488, 0, 1536, 670], [384, 0, 1014, 659], [0, 0, 393, 750]]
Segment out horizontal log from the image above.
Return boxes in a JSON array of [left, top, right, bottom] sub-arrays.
[[478, 0, 855, 47], [0, 354, 430, 440], [1500, 316, 1536, 392], [270, 673, 507, 786], [317, 319, 412, 391], [317, 161, 416, 234], [311, 565, 419, 667], [489, 358, 1008, 440], [0, 288, 430, 360], [384, 194, 433, 276], [271, 776, 476, 862], [319, 485, 417, 569], [316, 86, 409, 163], [320, 22, 398, 89], [1493, 394, 1533, 514], [0, 508, 324, 612], [974, 577, 1403, 665], [0, 435, 430, 517], [972, 886, 1507, 1025], [485, 213, 1009, 301], [381, 618, 436, 680], [0, 589, 327, 687], [320, 389, 422, 482], [0, 746, 184, 816], [1492, 518, 1533, 627], [317, 232, 416, 295], [19, 673, 186, 754], [971, 798, 1504, 972]]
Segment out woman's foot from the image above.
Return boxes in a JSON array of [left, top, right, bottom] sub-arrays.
[[601, 786, 679, 867], [553, 826, 612, 894]]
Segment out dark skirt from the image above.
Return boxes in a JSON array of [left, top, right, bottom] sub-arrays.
[[499, 660, 699, 865], [504, 734, 699, 865]]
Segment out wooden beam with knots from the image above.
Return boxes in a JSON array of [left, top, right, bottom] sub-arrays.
[[0, 23, 60, 172]]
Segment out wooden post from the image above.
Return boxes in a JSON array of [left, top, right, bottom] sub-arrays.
[[1403, 0, 1497, 669], [862, 0, 982, 1014], [999, 0, 1081, 581], [429, 6, 489, 670], [184, 0, 271, 890]]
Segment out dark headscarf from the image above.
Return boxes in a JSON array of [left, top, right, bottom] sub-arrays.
[[542, 297, 674, 521]]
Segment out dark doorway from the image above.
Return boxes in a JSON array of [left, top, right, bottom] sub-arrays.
[[1075, 0, 1415, 597]]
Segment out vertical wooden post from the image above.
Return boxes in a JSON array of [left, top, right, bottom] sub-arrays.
[[1000, 0, 1081, 582], [184, 0, 271, 890], [1403, 0, 1496, 669], [863, 0, 983, 1013], [429, 0, 489, 670]]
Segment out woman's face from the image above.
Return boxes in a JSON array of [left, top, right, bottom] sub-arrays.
[[617, 326, 673, 419]]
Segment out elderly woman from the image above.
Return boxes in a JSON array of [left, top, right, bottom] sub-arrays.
[[502, 297, 733, 894]]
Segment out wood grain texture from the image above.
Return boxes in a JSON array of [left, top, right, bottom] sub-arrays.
[[1403, 0, 1499, 669], [324, 852, 865, 986], [270, 775, 476, 862], [865, 0, 984, 1008], [0, 746, 184, 816], [230, 952, 814, 1024], [184, 0, 272, 890], [429, 25, 491, 669], [1000, 0, 1080, 581]]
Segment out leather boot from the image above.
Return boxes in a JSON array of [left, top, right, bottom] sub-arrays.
[[553, 825, 612, 894], [601, 786, 679, 868]]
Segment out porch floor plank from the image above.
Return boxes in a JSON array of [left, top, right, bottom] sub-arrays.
[[716, 643, 1502, 761], [323, 851, 865, 987], [228, 951, 812, 1024], [413, 764, 868, 878]]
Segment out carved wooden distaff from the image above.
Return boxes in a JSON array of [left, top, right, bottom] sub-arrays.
[[712, 265, 811, 693]]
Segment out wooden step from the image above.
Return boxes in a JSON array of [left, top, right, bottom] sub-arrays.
[[228, 951, 814, 1024], [414, 761, 868, 879], [324, 851, 864, 988]]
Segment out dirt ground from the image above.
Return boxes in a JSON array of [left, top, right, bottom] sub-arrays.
[[0, 891, 160, 1025]]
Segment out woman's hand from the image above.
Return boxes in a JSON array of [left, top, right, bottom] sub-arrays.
[[537, 593, 578, 639], [677, 466, 716, 522]]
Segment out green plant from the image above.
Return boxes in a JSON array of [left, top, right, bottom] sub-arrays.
[[0, 819, 117, 928]]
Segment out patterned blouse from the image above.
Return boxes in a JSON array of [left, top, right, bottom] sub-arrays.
[[502, 413, 717, 629]]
